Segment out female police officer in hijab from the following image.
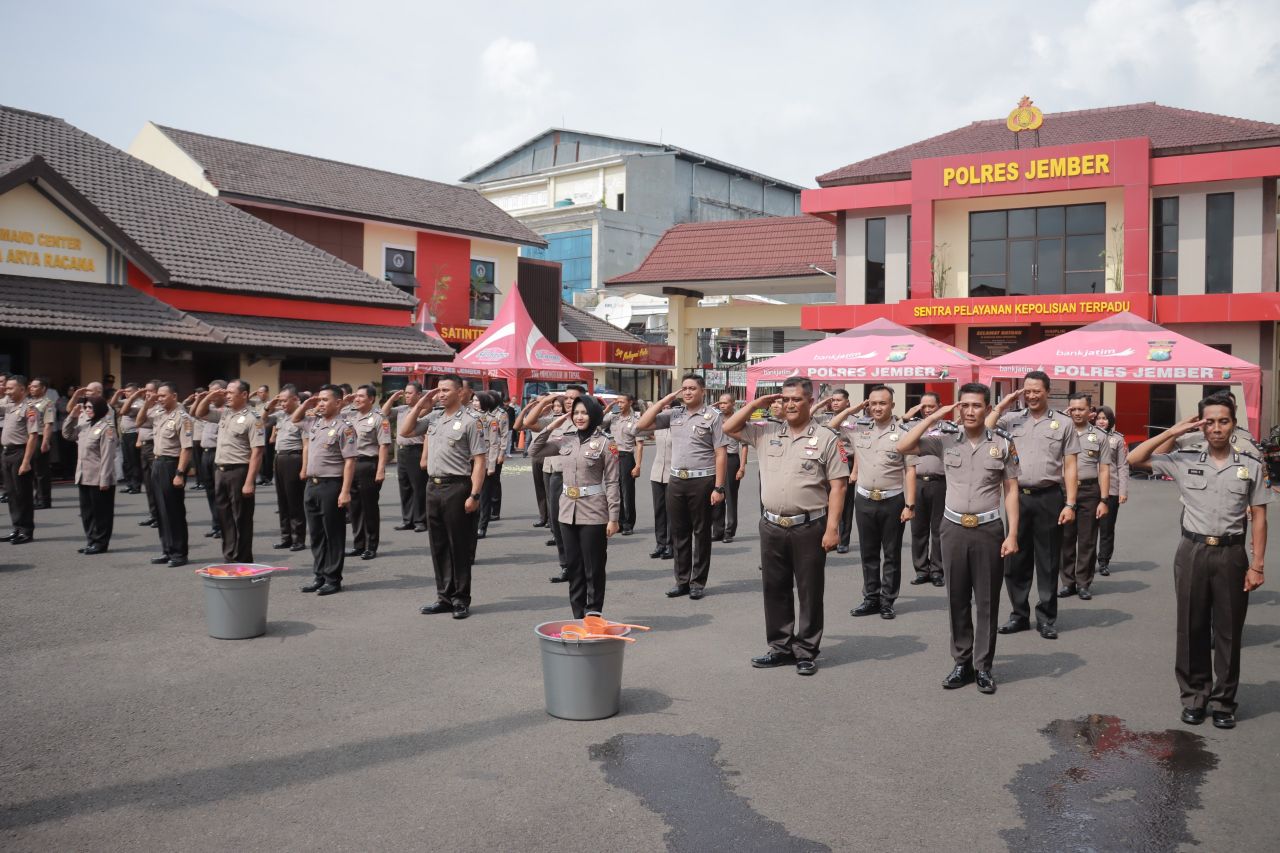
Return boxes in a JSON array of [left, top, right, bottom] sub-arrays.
[[62, 392, 119, 554], [530, 395, 620, 617]]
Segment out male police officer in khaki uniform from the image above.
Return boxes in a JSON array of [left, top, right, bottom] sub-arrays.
[[346, 384, 390, 560], [816, 390, 860, 554], [293, 385, 358, 595], [711, 392, 749, 544], [725, 376, 848, 676], [26, 378, 56, 509], [405, 375, 488, 620], [900, 382, 1020, 694], [829, 385, 916, 619], [138, 382, 194, 567], [2, 375, 40, 543], [988, 371, 1080, 640], [197, 380, 226, 540], [267, 387, 307, 551], [1129, 394, 1270, 729], [195, 380, 266, 564], [635, 374, 732, 600], [646, 425, 671, 559], [1059, 393, 1111, 601], [385, 384, 428, 533], [604, 394, 642, 535], [123, 382, 161, 526], [904, 393, 946, 587]]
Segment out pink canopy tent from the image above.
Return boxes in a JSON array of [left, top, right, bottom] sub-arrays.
[[452, 287, 593, 400], [978, 312, 1263, 429], [746, 318, 985, 398]]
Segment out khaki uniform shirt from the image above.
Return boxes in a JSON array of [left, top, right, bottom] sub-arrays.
[[351, 409, 391, 457], [119, 397, 142, 435], [208, 406, 266, 465], [392, 404, 424, 447], [904, 417, 945, 477], [304, 415, 357, 477], [484, 409, 509, 472], [842, 417, 914, 490], [652, 404, 732, 471], [152, 406, 194, 457], [30, 397, 55, 435], [604, 411, 641, 452], [1105, 432, 1129, 498], [741, 419, 848, 515], [531, 427, 621, 524], [135, 398, 154, 443], [200, 406, 221, 449], [1175, 426, 1262, 457], [1151, 449, 1271, 536], [62, 416, 118, 487], [917, 425, 1020, 514], [412, 408, 486, 477], [1, 399, 38, 446], [1074, 423, 1113, 480], [273, 412, 304, 452], [996, 409, 1080, 488], [646, 428, 672, 484], [529, 414, 565, 474]]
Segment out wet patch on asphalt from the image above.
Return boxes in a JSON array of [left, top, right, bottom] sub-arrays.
[[1002, 714, 1217, 852], [589, 734, 829, 852]]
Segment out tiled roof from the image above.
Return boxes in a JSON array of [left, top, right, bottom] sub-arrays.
[[818, 102, 1280, 186], [608, 216, 835, 285], [191, 312, 453, 360], [0, 105, 416, 308], [0, 275, 221, 343], [560, 302, 645, 344], [155, 125, 546, 247]]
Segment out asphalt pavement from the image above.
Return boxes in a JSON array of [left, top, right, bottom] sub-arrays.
[[1, 460, 1277, 852]]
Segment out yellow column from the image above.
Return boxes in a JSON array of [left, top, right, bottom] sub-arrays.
[[666, 294, 698, 377]]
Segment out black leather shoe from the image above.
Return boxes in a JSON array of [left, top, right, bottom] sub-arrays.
[[300, 580, 324, 593], [393, 523, 414, 531], [452, 605, 469, 619], [419, 601, 452, 614], [850, 600, 880, 617], [711, 534, 724, 542], [533, 521, 547, 528], [689, 589, 705, 600], [204, 529, 219, 538], [1180, 707, 1206, 725], [621, 528, 634, 536], [149, 520, 159, 528], [931, 575, 945, 587], [836, 545, 849, 554], [795, 660, 817, 676], [942, 664, 975, 689], [549, 568, 569, 583], [1211, 711, 1235, 729], [2, 531, 17, 542], [344, 547, 361, 557], [660, 549, 673, 559], [272, 541, 291, 549], [1058, 584, 1077, 597], [879, 605, 896, 620], [1098, 563, 1111, 576], [150, 556, 171, 565], [83, 545, 107, 555], [1078, 586, 1092, 601], [139, 518, 157, 527], [290, 542, 307, 551], [168, 558, 188, 568], [211, 530, 222, 539], [1038, 624, 1059, 640], [751, 650, 796, 668], [316, 583, 341, 596], [545, 539, 556, 546], [78, 547, 88, 554], [910, 574, 931, 585], [10, 533, 31, 545], [976, 670, 997, 694], [413, 525, 427, 533], [361, 550, 376, 560], [998, 618, 1030, 635], [666, 585, 690, 598], [649, 547, 664, 558]]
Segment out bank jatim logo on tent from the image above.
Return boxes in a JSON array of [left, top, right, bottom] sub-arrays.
[[887, 344, 914, 362], [473, 347, 510, 363], [534, 350, 566, 364], [1147, 340, 1176, 362]]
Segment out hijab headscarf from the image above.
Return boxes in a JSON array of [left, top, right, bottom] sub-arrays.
[[572, 396, 604, 443]]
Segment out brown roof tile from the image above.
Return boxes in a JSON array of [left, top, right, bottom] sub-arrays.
[[190, 312, 453, 360], [156, 125, 546, 248], [560, 302, 645, 344], [0, 275, 221, 343], [608, 216, 835, 285], [818, 102, 1280, 186]]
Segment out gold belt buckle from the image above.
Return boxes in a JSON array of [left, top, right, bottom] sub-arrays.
[[432, 476, 442, 485], [1205, 536, 1220, 546], [310, 477, 318, 485], [566, 486, 581, 499], [678, 469, 689, 479], [870, 488, 883, 501], [778, 516, 793, 528], [961, 514, 980, 528]]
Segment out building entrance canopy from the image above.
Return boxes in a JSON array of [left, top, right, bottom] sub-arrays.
[[977, 312, 1263, 428], [746, 318, 984, 398]]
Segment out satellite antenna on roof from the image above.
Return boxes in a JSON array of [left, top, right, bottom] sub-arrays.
[[594, 296, 633, 329]]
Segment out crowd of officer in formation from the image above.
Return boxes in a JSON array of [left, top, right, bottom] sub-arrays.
[[0, 368, 1269, 727]]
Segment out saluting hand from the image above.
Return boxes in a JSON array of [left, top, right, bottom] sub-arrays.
[[1173, 414, 1208, 436], [930, 403, 956, 422], [997, 388, 1026, 410]]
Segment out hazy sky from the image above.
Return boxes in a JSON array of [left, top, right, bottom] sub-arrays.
[[3, 0, 1278, 187]]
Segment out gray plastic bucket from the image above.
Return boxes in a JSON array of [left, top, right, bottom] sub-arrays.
[[536, 619, 630, 720], [201, 569, 272, 639]]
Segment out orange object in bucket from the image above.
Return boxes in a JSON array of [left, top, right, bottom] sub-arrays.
[[582, 614, 649, 633], [560, 623, 635, 643]]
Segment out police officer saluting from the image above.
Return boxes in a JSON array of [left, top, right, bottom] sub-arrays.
[[2, 375, 41, 544], [725, 377, 848, 676], [404, 375, 487, 620], [385, 384, 428, 533], [902, 393, 946, 587], [1058, 393, 1110, 601], [1128, 394, 1270, 729], [829, 385, 915, 619], [603, 393, 642, 535], [62, 389, 118, 554], [345, 384, 390, 560], [634, 374, 731, 600], [293, 385, 357, 595], [267, 387, 307, 551], [711, 392, 748, 544], [137, 382, 194, 567], [899, 383, 1020, 694], [195, 380, 266, 564], [987, 371, 1080, 640]]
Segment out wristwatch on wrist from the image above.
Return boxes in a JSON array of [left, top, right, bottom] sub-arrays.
[[905, 504, 915, 511], [713, 485, 726, 494], [1065, 502, 1077, 510], [470, 493, 481, 501]]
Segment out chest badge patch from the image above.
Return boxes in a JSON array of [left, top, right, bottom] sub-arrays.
[[989, 446, 1001, 457], [328, 429, 336, 437], [237, 415, 246, 424], [1087, 433, 1097, 443], [453, 421, 463, 431], [1237, 466, 1251, 480], [808, 437, 818, 446], [889, 433, 899, 441], [1049, 420, 1060, 430]]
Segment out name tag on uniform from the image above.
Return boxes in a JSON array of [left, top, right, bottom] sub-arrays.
[[769, 439, 782, 446], [1188, 468, 1203, 475]]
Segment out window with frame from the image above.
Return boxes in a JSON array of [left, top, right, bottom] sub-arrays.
[[865, 218, 886, 304], [1205, 193, 1234, 294], [968, 203, 1106, 297], [1152, 197, 1179, 296], [469, 259, 497, 322]]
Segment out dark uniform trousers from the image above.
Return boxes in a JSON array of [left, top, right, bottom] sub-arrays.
[[617, 450, 637, 531], [759, 517, 826, 661], [121, 432, 142, 490], [350, 457, 381, 553], [940, 520, 1004, 670], [274, 451, 305, 546], [33, 444, 52, 505], [490, 461, 503, 518], [1174, 537, 1250, 713], [710, 453, 740, 539], [191, 445, 206, 487], [651, 481, 669, 550], [214, 463, 254, 563], [532, 457, 549, 525], [304, 477, 345, 585], [1061, 479, 1102, 588], [911, 476, 946, 579], [199, 447, 220, 532], [1097, 495, 1120, 567], [396, 444, 427, 528], [545, 471, 566, 566], [854, 493, 906, 604], [477, 467, 498, 534], [140, 440, 159, 521], [2, 446, 34, 535], [1005, 487, 1063, 626], [561, 523, 607, 618], [259, 441, 274, 484], [78, 484, 115, 549], [667, 474, 715, 590], [150, 455, 187, 560], [837, 484, 856, 549], [426, 478, 477, 607]]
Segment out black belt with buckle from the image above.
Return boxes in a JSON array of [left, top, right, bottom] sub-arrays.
[[2, 445, 23, 453], [277, 450, 302, 455], [308, 476, 340, 485], [1019, 483, 1062, 496], [1181, 528, 1244, 547], [217, 463, 248, 471], [918, 474, 943, 482], [1077, 478, 1098, 486], [430, 475, 468, 485]]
